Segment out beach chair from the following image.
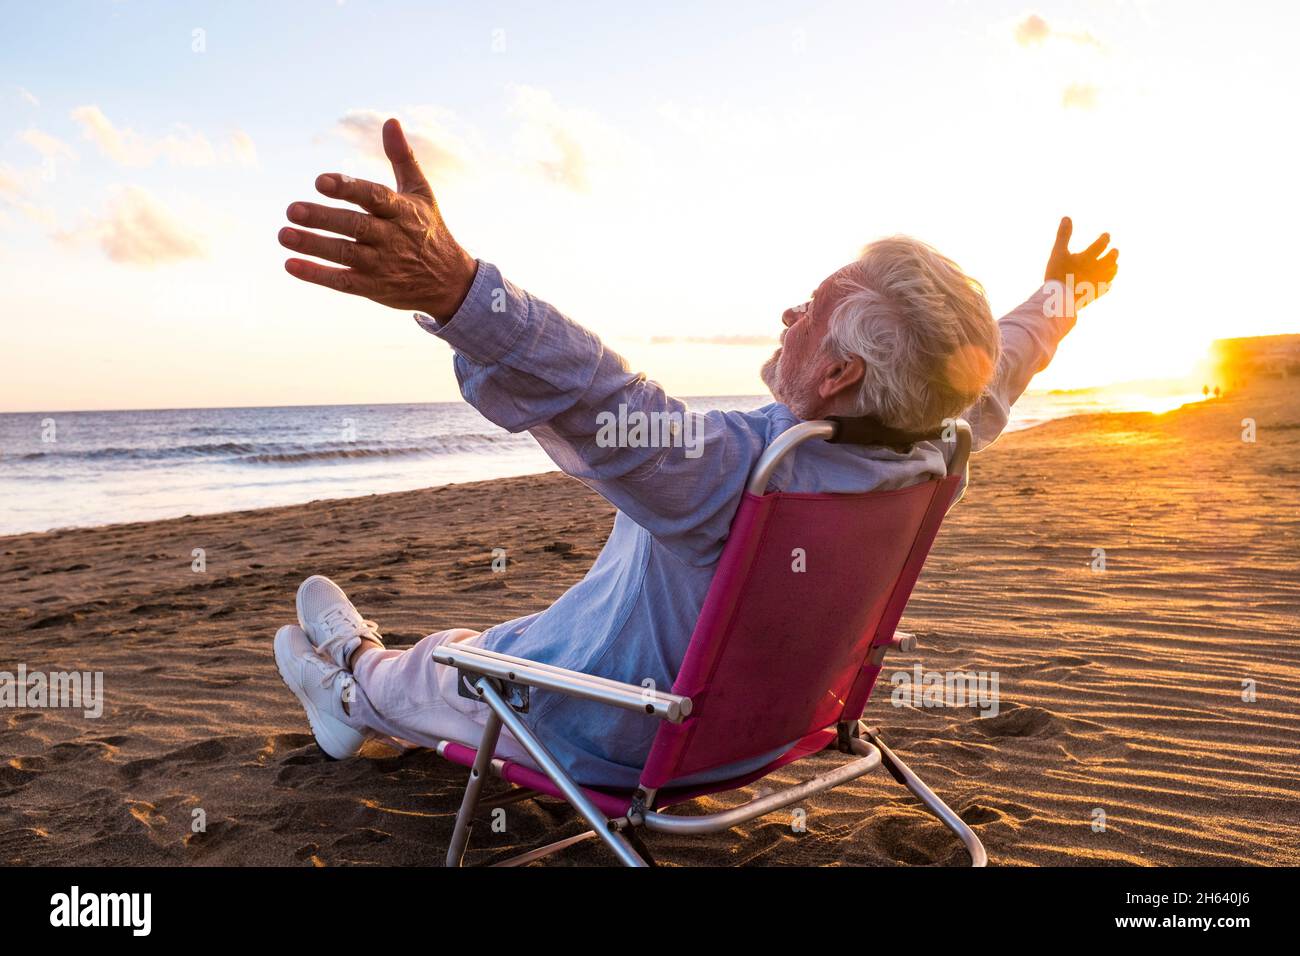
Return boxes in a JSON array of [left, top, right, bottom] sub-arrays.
[[432, 416, 988, 867]]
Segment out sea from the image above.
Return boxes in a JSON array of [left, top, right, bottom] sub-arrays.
[[0, 386, 1204, 536]]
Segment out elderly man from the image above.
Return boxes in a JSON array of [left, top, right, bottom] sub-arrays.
[[272, 119, 1118, 788]]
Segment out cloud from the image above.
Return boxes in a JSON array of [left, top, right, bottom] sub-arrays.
[[56, 186, 206, 265], [0, 162, 55, 226], [334, 108, 471, 180], [326, 93, 622, 194], [1062, 83, 1099, 110], [17, 86, 39, 107], [15, 203, 56, 227], [1013, 12, 1102, 49], [0, 165, 23, 201], [511, 86, 590, 191], [19, 129, 76, 162], [227, 129, 258, 166], [72, 105, 210, 165], [509, 85, 626, 193], [70, 106, 256, 167]]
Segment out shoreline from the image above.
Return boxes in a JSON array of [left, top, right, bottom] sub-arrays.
[[2, 380, 1297, 865], [0, 391, 1211, 541]]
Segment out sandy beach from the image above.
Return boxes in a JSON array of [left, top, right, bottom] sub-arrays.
[[3, 380, 1298, 867]]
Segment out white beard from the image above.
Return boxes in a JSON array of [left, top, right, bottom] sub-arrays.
[[760, 347, 820, 420], [760, 349, 780, 396]]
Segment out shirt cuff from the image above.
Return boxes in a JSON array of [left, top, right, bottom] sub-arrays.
[[413, 259, 529, 366]]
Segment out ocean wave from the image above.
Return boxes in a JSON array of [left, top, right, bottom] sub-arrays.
[[15, 441, 263, 462], [239, 440, 520, 464], [9, 433, 529, 466]]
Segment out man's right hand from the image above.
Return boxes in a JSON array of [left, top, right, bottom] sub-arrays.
[[1044, 216, 1119, 306], [279, 117, 478, 320]]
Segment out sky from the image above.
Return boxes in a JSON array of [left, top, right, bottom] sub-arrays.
[[1, 0, 1297, 412]]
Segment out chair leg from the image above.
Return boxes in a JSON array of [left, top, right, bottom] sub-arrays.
[[445, 709, 503, 867], [473, 679, 649, 867], [859, 725, 988, 867], [491, 829, 599, 867], [622, 825, 658, 867]]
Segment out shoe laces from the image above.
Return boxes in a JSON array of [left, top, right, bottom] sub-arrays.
[[318, 605, 383, 661], [301, 646, 353, 692], [315, 662, 357, 715], [320, 605, 380, 640], [320, 666, 352, 694]]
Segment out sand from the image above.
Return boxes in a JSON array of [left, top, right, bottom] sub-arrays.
[[2, 381, 1298, 866]]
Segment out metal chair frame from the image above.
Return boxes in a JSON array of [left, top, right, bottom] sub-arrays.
[[433, 419, 986, 867]]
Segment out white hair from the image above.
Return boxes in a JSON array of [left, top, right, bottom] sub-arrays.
[[823, 236, 1000, 432]]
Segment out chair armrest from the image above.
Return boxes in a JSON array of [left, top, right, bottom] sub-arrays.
[[431, 643, 693, 723]]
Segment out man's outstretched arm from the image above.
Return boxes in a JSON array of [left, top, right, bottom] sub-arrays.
[[278, 118, 764, 564], [962, 217, 1120, 451], [418, 262, 769, 561]]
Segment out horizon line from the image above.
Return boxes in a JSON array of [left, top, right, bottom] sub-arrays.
[[0, 372, 1210, 418]]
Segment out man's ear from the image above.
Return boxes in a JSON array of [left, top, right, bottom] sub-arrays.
[[818, 353, 865, 401]]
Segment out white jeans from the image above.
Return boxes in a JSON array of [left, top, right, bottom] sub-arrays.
[[343, 629, 771, 790], [343, 629, 543, 772]]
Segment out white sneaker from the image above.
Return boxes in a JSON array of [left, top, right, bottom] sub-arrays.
[[273, 624, 366, 760], [296, 574, 385, 670]]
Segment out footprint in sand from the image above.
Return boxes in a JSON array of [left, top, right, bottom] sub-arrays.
[[29, 611, 81, 630], [971, 705, 1065, 739], [8, 755, 49, 772], [275, 752, 329, 786], [119, 737, 233, 781], [332, 827, 391, 849], [125, 799, 167, 831], [959, 800, 1034, 826], [184, 819, 247, 854], [866, 812, 963, 865], [263, 732, 315, 752], [251, 733, 316, 767], [47, 739, 119, 765], [0, 759, 45, 795]]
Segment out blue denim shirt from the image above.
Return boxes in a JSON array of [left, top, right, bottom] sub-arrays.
[[418, 261, 1070, 787]]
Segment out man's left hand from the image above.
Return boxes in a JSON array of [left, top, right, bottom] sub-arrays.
[[1044, 216, 1119, 306]]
